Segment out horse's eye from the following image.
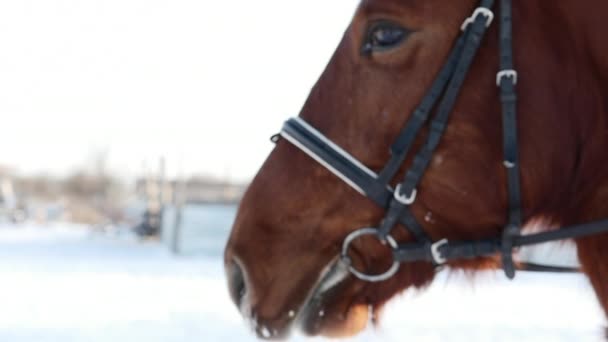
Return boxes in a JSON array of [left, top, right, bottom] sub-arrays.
[[362, 22, 409, 54]]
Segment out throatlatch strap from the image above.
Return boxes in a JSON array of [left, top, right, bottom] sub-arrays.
[[498, 0, 522, 279]]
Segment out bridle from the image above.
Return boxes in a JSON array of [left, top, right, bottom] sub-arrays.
[[277, 0, 608, 282]]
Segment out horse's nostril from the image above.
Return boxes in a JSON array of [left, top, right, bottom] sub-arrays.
[[227, 260, 247, 308]]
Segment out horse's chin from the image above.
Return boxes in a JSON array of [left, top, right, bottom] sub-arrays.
[[293, 259, 370, 338], [300, 301, 370, 338]]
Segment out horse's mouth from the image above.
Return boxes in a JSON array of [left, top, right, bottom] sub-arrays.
[[249, 257, 370, 340], [291, 257, 370, 338], [292, 258, 349, 330]]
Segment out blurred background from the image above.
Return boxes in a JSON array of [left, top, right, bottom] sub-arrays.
[[0, 1, 606, 341]]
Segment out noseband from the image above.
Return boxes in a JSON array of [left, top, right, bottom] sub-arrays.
[[278, 0, 608, 282]]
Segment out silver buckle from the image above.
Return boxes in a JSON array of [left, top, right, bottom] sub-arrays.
[[497, 70, 518, 86], [461, 7, 494, 31], [431, 239, 449, 264], [394, 184, 417, 205]]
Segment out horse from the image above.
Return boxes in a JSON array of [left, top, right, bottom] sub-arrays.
[[224, 0, 608, 339]]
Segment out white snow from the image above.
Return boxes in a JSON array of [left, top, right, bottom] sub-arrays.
[[0, 222, 605, 342]]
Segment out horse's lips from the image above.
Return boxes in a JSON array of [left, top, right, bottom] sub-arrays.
[[236, 256, 349, 340], [292, 257, 350, 334]]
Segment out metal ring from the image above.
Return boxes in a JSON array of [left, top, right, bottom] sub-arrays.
[[340, 228, 400, 282]]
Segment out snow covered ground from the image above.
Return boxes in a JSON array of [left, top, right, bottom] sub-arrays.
[[0, 217, 605, 342]]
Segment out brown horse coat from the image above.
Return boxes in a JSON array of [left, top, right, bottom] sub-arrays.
[[225, 0, 608, 339]]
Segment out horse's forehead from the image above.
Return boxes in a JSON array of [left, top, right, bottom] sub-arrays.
[[359, 0, 420, 12], [358, 0, 474, 22]]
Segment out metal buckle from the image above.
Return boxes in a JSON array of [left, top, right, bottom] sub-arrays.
[[461, 7, 494, 31], [431, 239, 449, 264], [497, 70, 518, 86], [341, 228, 400, 282], [394, 184, 417, 205]]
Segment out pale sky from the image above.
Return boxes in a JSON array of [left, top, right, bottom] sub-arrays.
[[0, 0, 359, 182]]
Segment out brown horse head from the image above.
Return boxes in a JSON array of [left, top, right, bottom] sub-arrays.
[[225, 0, 608, 339]]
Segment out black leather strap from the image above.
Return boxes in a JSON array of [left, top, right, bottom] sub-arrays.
[[514, 219, 608, 246], [397, 0, 495, 199], [394, 218, 608, 266], [517, 263, 580, 273], [394, 240, 500, 263], [281, 118, 388, 204], [498, 0, 522, 279], [381, 0, 496, 245], [377, 35, 466, 185]]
